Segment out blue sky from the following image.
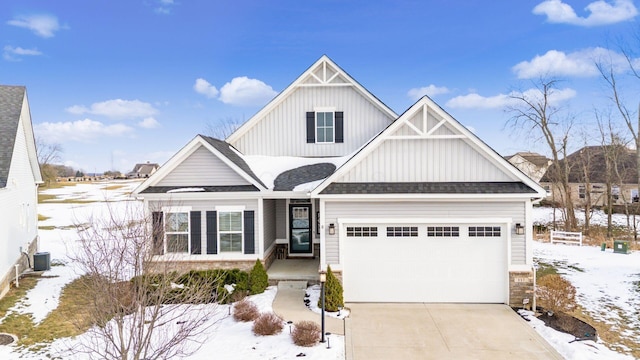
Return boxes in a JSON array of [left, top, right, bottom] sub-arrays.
[[2, 0, 639, 173]]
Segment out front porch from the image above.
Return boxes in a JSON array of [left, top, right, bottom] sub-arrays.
[[267, 257, 321, 284]]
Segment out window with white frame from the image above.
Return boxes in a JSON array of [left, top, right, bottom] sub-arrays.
[[386, 226, 418, 237], [632, 189, 639, 203], [469, 226, 501, 237], [316, 112, 334, 143], [346, 226, 378, 237], [219, 211, 243, 252], [612, 186, 620, 200], [578, 185, 586, 199], [165, 212, 189, 253]]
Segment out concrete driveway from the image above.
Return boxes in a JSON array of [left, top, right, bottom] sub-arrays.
[[345, 303, 563, 360]]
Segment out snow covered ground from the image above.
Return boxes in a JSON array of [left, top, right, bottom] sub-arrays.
[[0, 180, 344, 359], [532, 206, 640, 359], [0, 184, 637, 359]]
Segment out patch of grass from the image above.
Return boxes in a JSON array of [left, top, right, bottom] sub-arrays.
[[39, 182, 78, 190], [37, 214, 50, 222], [40, 198, 96, 204], [37, 193, 57, 203], [102, 184, 125, 191], [535, 261, 559, 279], [0, 277, 39, 320], [572, 305, 640, 359], [37, 226, 56, 230], [0, 275, 94, 348]]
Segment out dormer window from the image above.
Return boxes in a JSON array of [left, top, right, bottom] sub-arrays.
[[306, 110, 344, 144], [316, 112, 334, 143]]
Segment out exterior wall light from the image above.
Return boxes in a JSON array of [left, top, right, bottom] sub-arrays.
[[515, 223, 525, 235], [328, 223, 335, 235]]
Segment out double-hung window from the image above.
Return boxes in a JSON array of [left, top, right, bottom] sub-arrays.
[[316, 112, 334, 143], [165, 212, 189, 253], [219, 211, 243, 252]]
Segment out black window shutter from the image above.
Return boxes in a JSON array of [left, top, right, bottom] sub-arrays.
[[335, 111, 344, 143], [206, 211, 217, 254], [243, 211, 255, 254], [190, 211, 201, 254], [306, 112, 315, 143], [151, 211, 164, 255]]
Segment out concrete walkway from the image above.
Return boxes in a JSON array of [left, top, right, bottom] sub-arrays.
[[272, 281, 345, 335]]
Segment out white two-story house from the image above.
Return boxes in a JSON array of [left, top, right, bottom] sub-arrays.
[[134, 56, 545, 305], [0, 86, 42, 298]]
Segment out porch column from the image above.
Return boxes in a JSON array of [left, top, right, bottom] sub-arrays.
[[319, 199, 326, 268], [258, 197, 264, 257]]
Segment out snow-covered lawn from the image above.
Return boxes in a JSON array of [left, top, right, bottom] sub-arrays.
[[0, 180, 344, 359], [532, 206, 640, 359], [2, 185, 638, 360]]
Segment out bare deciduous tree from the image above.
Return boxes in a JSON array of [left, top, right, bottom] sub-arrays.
[[205, 117, 244, 140], [508, 78, 578, 230], [67, 202, 222, 360], [36, 138, 63, 186]]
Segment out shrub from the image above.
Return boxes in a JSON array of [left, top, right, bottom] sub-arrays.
[[536, 274, 577, 315], [252, 312, 284, 336], [291, 321, 320, 347], [233, 299, 259, 322], [317, 266, 343, 312], [248, 259, 269, 295]]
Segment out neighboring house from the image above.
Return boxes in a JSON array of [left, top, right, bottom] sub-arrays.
[[541, 145, 638, 207], [505, 152, 551, 183], [133, 56, 545, 305], [0, 86, 42, 298], [128, 162, 159, 178]]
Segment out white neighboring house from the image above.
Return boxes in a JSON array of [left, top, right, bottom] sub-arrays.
[[133, 56, 546, 305], [0, 86, 42, 298]]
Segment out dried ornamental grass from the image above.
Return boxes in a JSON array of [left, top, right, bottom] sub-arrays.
[[291, 320, 320, 347], [252, 312, 284, 336], [232, 299, 259, 322]]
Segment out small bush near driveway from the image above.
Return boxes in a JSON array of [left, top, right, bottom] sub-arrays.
[[292, 320, 320, 347], [537, 274, 577, 314]]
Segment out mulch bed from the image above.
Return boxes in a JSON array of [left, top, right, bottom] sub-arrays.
[[536, 310, 598, 342], [0, 333, 17, 345]]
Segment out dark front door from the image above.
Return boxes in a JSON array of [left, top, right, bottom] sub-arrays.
[[289, 204, 312, 254]]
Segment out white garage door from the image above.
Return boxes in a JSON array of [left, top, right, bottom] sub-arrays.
[[342, 224, 507, 303]]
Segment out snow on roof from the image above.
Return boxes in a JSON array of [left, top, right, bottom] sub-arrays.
[[166, 187, 206, 193], [242, 154, 352, 191]]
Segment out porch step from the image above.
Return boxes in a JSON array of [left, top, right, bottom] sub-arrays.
[[277, 280, 308, 290]]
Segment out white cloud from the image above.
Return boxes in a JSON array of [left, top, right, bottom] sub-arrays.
[[7, 14, 63, 38], [407, 85, 450, 100], [446, 88, 576, 109], [34, 119, 134, 143], [155, 0, 176, 14], [533, 0, 638, 26], [194, 78, 219, 98], [3, 46, 42, 61], [512, 47, 638, 78], [219, 76, 278, 106], [138, 117, 160, 129], [66, 99, 158, 119]]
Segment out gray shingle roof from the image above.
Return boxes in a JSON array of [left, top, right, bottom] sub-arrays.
[[274, 163, 337, 191], [0, 86, 26, 188], [200, 135, 267, 189], [141, 185, 259, 193], [320, 182, 537, 195]]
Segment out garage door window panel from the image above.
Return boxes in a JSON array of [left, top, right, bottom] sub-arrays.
[[386, 226, 418, 237], [426, 226, 459, 237], [468, 226, 501, 237], [346, 226, 378, 237]]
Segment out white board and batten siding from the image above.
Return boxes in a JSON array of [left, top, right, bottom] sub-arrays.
[[156, 145, 250, 187], [337, 138, 516, 183], [323, 201, 527, 266], [148, 198, 260, 259], [230, 86, 394, 157]]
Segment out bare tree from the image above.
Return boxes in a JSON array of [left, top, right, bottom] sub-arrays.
[[508, 78, 578, 230], [205, 117, 244, 140], [597, 47, 640, 227], [66, 201, 223, 360], [36, 138, 63, 186]]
